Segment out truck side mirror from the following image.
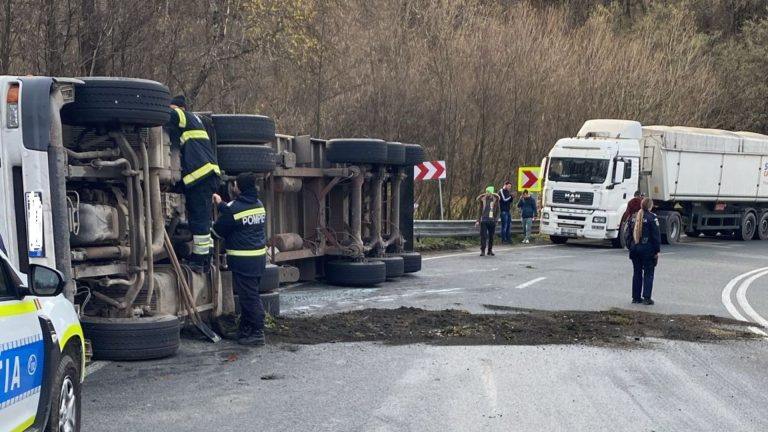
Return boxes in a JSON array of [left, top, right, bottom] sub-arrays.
[[613, 160, 626, 184], [28, 264, 65, 297]]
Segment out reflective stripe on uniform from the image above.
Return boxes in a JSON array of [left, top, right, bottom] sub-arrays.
[[180, 129, 210, 144], [175, 108, 187, 128], [233, 207, 266, 220], [226, 247, 267, 257], [0, 300, 36, 318], [193, 234, 213, 254], [182, 163, 221, 185]]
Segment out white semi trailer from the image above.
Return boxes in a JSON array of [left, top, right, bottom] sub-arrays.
[[540, 119, 768, 246]]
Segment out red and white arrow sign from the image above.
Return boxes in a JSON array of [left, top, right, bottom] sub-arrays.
[[415, 160, 447, 181], [517, 166, 542, 192], [522, 171, 538, 188]]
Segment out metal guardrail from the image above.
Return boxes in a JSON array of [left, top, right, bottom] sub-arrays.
[[414, 219, 540, 238]]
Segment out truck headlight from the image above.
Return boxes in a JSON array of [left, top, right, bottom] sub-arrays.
[[593, 216, 606, 223]]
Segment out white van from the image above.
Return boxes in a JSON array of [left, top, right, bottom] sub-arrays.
[[0, 250, 84, 432]]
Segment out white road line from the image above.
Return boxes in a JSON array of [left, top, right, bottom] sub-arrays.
[[687, 243, 732, 249], [515, 277, 547, 289], [721, 267, 768, 336], [736, 270, 768, 328], [423, 288, 463, 294], [86, 360, 110, 376]]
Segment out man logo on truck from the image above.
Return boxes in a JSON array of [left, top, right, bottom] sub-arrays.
[[566, 193, 581, 203]]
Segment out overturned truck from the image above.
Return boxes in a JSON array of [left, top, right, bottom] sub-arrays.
[[0, 76, 424, 360]]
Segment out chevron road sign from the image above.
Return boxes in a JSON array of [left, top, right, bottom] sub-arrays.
[[414, 160, 447, 181], [517, 166, 542, 192]]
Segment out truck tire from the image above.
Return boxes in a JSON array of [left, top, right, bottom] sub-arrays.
[[757, 212, 768, 240], [326, 139, 388, 164], [260, 264, 280, 293], [325, 260, 386, 287], [386, 142, 406, 165], [402, 143, 425, 166], [212, 114, 276, 144], [261, 292, 280, 317], [398, 252, 422, 273], [217, 145, 276, 173], [550, 235, 568, 244], [61, 77, 171, 127], [81, 315, 180, 361], [374, 256, 405, 279], [661, 212, 681, 245], [737, 212, 757, 241]]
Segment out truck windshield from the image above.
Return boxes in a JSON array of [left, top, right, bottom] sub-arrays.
[[547, 158, 609, 184]]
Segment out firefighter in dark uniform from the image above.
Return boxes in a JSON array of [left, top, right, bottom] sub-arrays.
[[212, 172, 267, 346], [167, 95, 221, 273]]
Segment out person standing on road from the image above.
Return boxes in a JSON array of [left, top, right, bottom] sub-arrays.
[[626, 197, 661, 305], [517, 189, 537, 244], [499, 181, 514, 244], [476, 186, 500, 256], [212, 172, 268, 346], [621, 191, 644, 224], [167, 95, 221, 273]]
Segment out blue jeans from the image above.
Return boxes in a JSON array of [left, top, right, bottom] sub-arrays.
[[500, 211, 512, 242], [523, 218, 533, 241]]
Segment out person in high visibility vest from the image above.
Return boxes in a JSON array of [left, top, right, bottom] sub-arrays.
[[167, 95, 221, 273], [212, 172, 267, 346]]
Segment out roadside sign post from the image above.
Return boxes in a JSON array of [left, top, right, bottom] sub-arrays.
[[415, 160, 447, 220]]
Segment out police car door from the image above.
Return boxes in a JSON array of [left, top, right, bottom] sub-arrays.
[[0, 260, 45, 431]]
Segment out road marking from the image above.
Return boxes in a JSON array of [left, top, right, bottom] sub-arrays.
[[687, 243, 732, 249], [721, 267, 768, 336], [423, 288, 463, 294], [86, 360, 110, 375], [515, 277, 547, 289], [736, 270, 768, 328]]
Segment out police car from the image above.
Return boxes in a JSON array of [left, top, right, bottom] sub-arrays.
[[0, 250, 84, 432]]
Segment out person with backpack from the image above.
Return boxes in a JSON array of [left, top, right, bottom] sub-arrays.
[[625, 197, 661, 305]]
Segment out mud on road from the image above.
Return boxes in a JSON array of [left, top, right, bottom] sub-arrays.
[[266, 306, 759, 347]]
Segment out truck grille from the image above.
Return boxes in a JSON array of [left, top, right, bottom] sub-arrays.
[[552, 190, 594, 206]]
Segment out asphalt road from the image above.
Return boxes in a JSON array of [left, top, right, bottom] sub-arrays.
[[82, 236, 768, 431]]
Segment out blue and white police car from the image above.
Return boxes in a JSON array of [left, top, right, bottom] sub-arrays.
[[0, 250, 84, 432]]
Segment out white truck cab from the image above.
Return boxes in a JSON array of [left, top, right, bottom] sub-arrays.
[[0, 249, 84, 432], [540, 120, 641, 246]]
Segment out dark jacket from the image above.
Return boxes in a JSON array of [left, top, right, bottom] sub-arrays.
[[626, 211, 661, 259], [212, 190, 267, 277], [517, 196, 537, 219], [499, 189, 513, 212], [167, 108, 220, 186]]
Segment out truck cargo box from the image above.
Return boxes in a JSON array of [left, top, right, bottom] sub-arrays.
[[641, 126, 768, 202]]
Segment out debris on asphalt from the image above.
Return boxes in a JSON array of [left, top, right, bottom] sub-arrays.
[[265, 306, 759, 347]]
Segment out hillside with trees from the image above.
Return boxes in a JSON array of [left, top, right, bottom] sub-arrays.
[[1, 0, 766, 218]]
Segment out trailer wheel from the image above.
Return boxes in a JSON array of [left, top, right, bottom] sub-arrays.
[[374, 256, 405, 279], [325, 260, 386, 287], [61, 77, 171, 127], [661, 212, 681, 245], [402, 143, 425, 166], [397, 252, 422, 273], [326, 139, 388, 164], [81, 315, 180, 361], [212, 114, 276, 145], [550, 235, 568, 244], [386, 142, 406, 165], [260, 264, 280, 293], [737, 212, 757, 241], [217, 145, 276, 173], [756, 212, 768, 240]]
